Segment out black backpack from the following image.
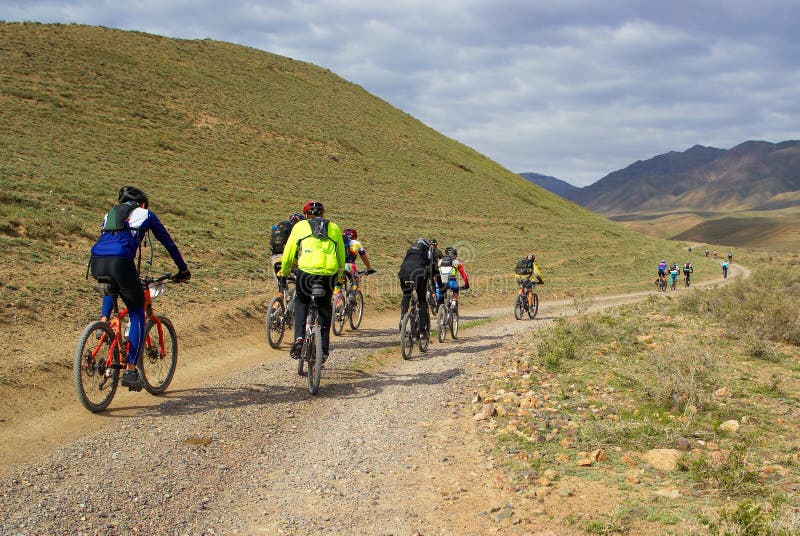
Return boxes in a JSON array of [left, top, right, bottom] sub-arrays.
[[514, 258, 533, 275], [439, 254, 454, 268], [269, 220, 292, 254]]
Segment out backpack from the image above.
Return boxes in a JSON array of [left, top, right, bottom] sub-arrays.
[[440, 254, 454, 268], [514, 258, 533, 275], [269, 220, 292, 254], [102, 202, 139, 233]]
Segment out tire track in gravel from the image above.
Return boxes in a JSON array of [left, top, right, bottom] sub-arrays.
[[0, 266, 747, 535]]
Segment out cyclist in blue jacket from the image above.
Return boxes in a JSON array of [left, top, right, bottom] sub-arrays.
[[89, 186, 191, 390]]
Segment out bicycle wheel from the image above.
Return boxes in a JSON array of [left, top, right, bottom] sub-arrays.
[[437, 304, 447, 343], [349, 290, 364, 330], [332, 294, 346, 336], [139, 316, 178, 395], [450, 303, 459, 340], [514, 295, 523, 320], [419, 314, 430, 353], [527, 293, 539, 319], [266, 296, 286, 348], [400, 312, 413, 360], [307, 325, 323, 395], [74, 321, 119, 412]]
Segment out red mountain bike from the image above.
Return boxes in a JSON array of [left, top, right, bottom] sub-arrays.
[[73, 274, 178, 412]]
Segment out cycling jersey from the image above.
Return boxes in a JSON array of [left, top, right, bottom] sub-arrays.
[[344, 238, 365, 264], [658, 262, 667, 275], [439, 258, 469, 289], [281, 218, 345, 277], [516, 262, 543, 284], [90, 203, 187, 271]]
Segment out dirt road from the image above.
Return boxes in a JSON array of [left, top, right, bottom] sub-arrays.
[[0, 267, 746, 534]]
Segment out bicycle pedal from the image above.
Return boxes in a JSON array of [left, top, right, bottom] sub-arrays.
[[127, 385, 143, 392]]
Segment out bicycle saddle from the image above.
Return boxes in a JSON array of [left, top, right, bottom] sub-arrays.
[[93, 276, 119, 296], [311, 283, 326, 297]]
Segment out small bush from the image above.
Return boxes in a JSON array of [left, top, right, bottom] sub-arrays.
[[680, 442, 760, 495], [699, 499, 796, 536], [636, 337, 714, 411]]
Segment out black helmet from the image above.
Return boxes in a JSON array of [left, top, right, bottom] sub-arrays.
[[118, 186, 149, 208], [430, 238, 438, 247], [444, 246, 457, 256]]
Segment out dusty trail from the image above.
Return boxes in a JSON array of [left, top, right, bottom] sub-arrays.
[[0, 266, 747, 534]]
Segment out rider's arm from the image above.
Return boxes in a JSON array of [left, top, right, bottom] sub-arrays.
[[359, 251, 373, 271], [136, 209, 188, 272], [333, 224, 346, 279], [457, 263, 469, 288]]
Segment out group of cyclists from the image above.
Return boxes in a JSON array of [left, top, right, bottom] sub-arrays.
[[657, 260, 694, 290], [88, 187, 551, 392]]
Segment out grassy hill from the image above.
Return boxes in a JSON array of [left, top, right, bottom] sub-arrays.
[[0, 22, 721, 337]]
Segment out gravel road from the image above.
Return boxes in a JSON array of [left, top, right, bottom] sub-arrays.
[[0, 269, 744, 535]]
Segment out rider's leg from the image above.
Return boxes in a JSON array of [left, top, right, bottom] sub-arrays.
[[415, 276, 429, 332]]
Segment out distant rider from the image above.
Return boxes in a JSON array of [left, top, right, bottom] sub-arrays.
[[515, 253, 544, 307], [397, 238, 432, 333], [89, 186, 191, 390], [657, 260, 668, 284], [438, 246, 470, 309], [270, 212, 305, 300], [682, 261, 693, 285], [721, 260, 729, 278], [669, 264, 680, 289]]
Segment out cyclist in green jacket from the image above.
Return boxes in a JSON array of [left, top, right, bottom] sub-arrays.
[[281, 200, 345, 362]]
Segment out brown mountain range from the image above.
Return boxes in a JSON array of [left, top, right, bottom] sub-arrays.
[[565, 140, 800, 216]]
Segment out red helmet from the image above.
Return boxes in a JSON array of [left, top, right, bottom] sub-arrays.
[[343, 228, 357, 240], [303, 200, 324, 216]]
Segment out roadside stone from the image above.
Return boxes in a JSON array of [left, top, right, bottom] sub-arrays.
[[625, 471, 641, 484], [590, 448, 606, 462], [620, 453, 638, 467], [557, 488, 573, 497], [655, 487, 681, 499], [643, 449, 682, 471], [555, 453, 570, 464], [714, 387, 732, 398], [534, 486, 550, 497], [543, 469, 558, 480], [719, 420, 740, 434], [675, 437, 691, 451], [576, 458, 593, 467]]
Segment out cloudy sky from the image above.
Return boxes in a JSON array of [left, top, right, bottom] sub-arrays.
[[2, 1, 799, 186]]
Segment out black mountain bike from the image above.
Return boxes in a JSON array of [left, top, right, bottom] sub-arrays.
[[684, 273, 691, 288], [296, 282, 326, 395], [400, 283, 429, 360], [436, 287, 460, 342], [514, 281, 539, 320], [656, 275, 667, 292], [266, 278, 296, 348], [332, 270, 372, 336]]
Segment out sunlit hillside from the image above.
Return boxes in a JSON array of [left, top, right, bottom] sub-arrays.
[[0, 22, 712, 333]]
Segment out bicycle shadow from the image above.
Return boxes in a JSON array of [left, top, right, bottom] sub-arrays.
[[117, 364, 466, 417]]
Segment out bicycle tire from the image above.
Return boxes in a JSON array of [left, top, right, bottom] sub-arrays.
[[450, 304, 459, 340], [307, 326, 323, 395], [528, 293, 539, 319], [437, 304, 447, 343], [349, 290, 364, 330], [400, 312, 413, 360], [514, 295, 523, 320], [266, 296, 285, 348], [419, 313, 429, 352], [74, 321, 119, 413], [139, 316, 178, 395], [332, 294, 346, 336]]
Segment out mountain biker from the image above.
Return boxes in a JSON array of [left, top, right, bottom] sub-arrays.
[[281, 200, 345, 363], [727, 251, 733, 263], [438, 246, 470, 308], [515, 253, 544, 307], [721, 260, 729, 278], [657, 260, 668, 283], [397, 238, 432, 334], [89, 186, 191, 390], [705, 248, 710, 257], [270, 212, 305, 300], [669, 264, 680, 289], [336, 228, 376, 297], [429, 238, 444, 305], [683, 261, 693, 284]]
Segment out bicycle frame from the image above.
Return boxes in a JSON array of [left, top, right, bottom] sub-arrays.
[[91, 280, 169, 372]]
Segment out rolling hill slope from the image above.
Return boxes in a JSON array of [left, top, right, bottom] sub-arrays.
[[0, 22, 701, 336]]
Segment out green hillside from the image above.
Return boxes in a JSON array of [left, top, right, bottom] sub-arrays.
[[0, 22, 712, 332]]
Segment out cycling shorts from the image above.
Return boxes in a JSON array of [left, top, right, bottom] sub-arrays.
[[446, 279, 459, 291]]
